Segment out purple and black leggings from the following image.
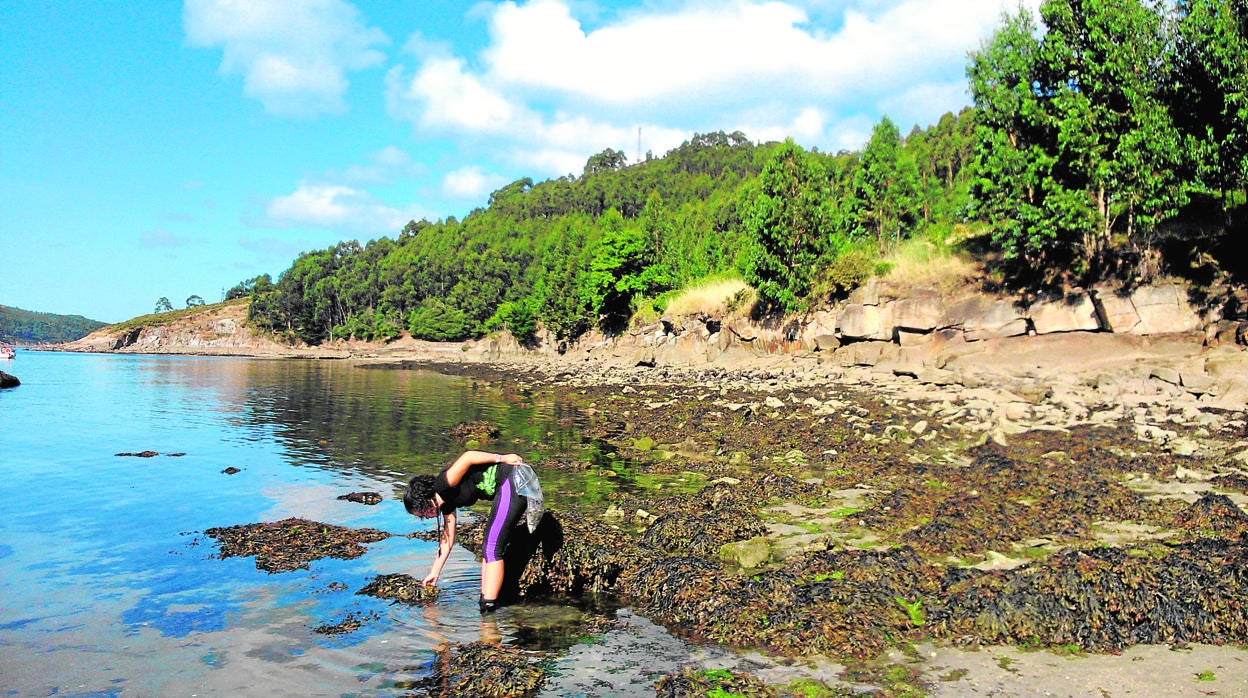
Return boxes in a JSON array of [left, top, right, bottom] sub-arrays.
[[482, 466, 527, 563]]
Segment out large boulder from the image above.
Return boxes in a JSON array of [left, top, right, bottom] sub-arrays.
[[946, 296, 1029, 342], [802, 309, 837, 338], [838, 304, 893, 341], [847, 278, 900, 306], [0, 371, 19, 389], [811, 334, 840, 352], [1028, 291, 1102, 334], [893, 296, 945, 333], [897, 329, 935, 347], [833, 340, 897, 367], [1131, 284, 1203, 335], [1094, 285, 1143, 333]]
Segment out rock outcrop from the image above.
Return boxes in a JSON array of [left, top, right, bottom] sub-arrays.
[[509, 279, 1245, 412], [57, 302, 348, 358]]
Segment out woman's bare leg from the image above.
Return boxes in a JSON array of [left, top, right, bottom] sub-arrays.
[[481, 559, 504, 601]]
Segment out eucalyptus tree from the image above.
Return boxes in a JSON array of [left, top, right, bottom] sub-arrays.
[[971, 0, 1186, 283], [855, 115, 921, 250], [969, 6, 1066, 279], [1040, 0, 1186, 274], [1169, 0, 1248, 221], [583, 207, 670, 330], [531, 217, 593, 341], [742, 139, 832, 312]]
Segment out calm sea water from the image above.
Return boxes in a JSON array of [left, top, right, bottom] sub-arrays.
[[0, 352, 735, 697]]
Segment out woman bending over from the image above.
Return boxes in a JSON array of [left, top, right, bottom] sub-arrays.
[[404, 450, 532, 614]]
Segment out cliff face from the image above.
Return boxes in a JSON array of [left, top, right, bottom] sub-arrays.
[[504, 279, 1236, 367]]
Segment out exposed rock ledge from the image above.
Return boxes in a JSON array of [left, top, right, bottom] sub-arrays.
[[471, 279, 1248, 413], [54, 280, 1248, 408]]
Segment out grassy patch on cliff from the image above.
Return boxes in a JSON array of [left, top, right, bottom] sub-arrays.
[[104, 298, 249, 333]]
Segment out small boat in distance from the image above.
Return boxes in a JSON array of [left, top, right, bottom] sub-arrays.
[[1, 343, 15, 360]]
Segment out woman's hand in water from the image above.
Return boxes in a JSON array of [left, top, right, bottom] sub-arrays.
[[422, 571, 439, 587]]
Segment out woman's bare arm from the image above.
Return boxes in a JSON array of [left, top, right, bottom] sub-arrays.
[[422, 509, 457, 586], [441, 450, 522, 486]]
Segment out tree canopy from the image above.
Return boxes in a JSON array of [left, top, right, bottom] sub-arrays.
[[0, 306, 106, 344]]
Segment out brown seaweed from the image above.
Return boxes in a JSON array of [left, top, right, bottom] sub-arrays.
[[357, 573, 440, 605], [204, 517, 390, 573], [404, 641, 545, 698]]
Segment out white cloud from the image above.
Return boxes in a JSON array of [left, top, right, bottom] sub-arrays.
[[441, 166, 506, 200], [385, 0, 1034, 184], [264, 182, 419, 233], [479, 0, 1011, 107], [184, 0, 388, 117], [386, 57, 518, 133], [386, 54, 689, 176], [261, 147, 427, 233]]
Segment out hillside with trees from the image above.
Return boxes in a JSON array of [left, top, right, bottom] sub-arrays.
[[0, 305, 107, 345], [242, 0, 1246, 349]]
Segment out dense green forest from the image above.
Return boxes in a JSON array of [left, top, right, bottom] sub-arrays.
[[0, 306, 106, 344], [245, 0, 1246, 347]]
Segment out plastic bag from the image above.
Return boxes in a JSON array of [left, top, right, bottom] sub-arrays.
[[512, 462, 545, 533]]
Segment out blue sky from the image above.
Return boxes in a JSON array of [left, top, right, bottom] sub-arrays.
[[1, 0, 1036, 323]]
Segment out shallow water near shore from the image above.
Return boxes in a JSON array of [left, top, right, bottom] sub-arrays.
[[0, 352, 739, 696]]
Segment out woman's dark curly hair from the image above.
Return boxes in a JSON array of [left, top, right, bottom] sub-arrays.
[[404, 474, 438, 518]]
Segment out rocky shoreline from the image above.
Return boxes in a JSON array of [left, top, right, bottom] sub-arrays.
[[55, 279, 1248, 414], [363, 344, 1247, 696]]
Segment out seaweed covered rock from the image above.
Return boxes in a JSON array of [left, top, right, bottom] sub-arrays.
[[639, 506, 766, 558], [1172, 493, 1248, 538], [611, 472, 826, 529], [408, 641, 544, 697], [625, 546, 945, 659], [204, 517, 390, 573], [449, 420, 501, 445], [1033, 479, 1152, 534], [899, 494, 1034, 556], [934, 539, 1248, 651], [357, 573, 440, 605], [701, 473, 827, 509], [337, 491, 383, 505], [655, 668, 776, 698], [1211, 472, 1248, 494], [854, 456, 1165, 556], [313, 610, 379, 635], [850, 485, 938, 531]]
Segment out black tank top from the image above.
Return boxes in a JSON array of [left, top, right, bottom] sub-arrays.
[[434, 463, 508, 514]]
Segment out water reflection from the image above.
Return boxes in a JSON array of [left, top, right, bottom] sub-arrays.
[[0, 353, 719, 697]]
